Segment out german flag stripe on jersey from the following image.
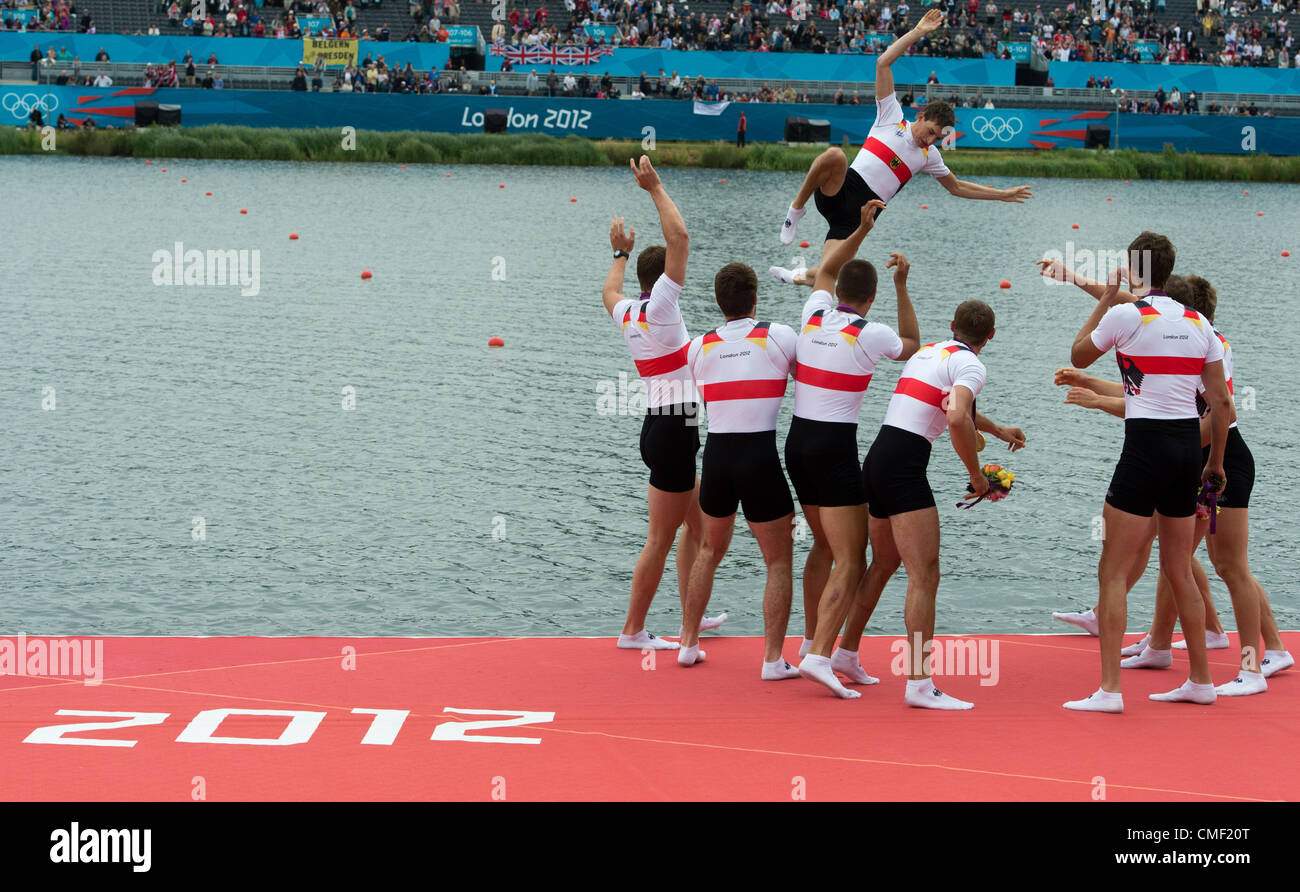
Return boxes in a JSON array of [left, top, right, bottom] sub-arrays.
[[634, 344, 690, 378], [621, 300, 651, 333], [839, 318, 866, 347], [1182, 307, 1204, 327], [699, 379, 789, 401], [894, 376, 947, 408], [700, 331, 725, 354], [746, 321, 771, 349], [1116, 353, 1207, 375], [794, 364, 873, 392], [862, 136, 913, 187], [1136, 302, 1161, 324], [1216, 332, 1229, 350], [802, 311, 824, 335]]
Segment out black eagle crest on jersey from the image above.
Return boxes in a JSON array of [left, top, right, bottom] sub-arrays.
[[1117, 354, 1144, 395]]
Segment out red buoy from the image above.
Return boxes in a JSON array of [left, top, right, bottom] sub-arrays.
[[488, 336, 505, 347], [361, 270, 373, 279], [1244, 189, 1250, 195], [720, 178, 727, 183], [499, 183, 505, 189], [161, 167, 167, 172], [289, 233, 299, 240], [400, 164, 406, 168], [204, 190, 212, 196], [1106, 197, 1112, 201], [1123, 179, 1129, 184], [1283, 250, 1292, 257], [799, 240, 810, 248], [445, 173, 451, 177], [921, 204, 928, 209], [180, 178, 187, 183], [240, 208, 247, 214], [145, 159, 151, 164], [1257, 211, 1264, 216], [1071, 223, 1079, 229], [999, 280, 1011, 289], [570, 198, 577, 202]]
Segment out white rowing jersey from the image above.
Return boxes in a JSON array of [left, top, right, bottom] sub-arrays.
[[793, 290, 903, 424], [687, 317, 797, 434], [849, 93, 951, 202], [1197, 326, 1238, 429], [611, 272, 698, 408], [881, 339, 986, 443], [1091, 293, 1224, 421]]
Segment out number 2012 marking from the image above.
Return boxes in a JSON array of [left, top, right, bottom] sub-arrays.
[[23, 707, 556, 747]]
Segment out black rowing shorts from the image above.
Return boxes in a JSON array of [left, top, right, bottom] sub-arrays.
[[699, 430, 795, 523], [861, 424, 935, 519], [784, 415, 866, 508], [814, 166, 886, 242], [1201, 426, 1254, 510], [1106, 418, 1202, 518], [640, 404, 701, 493]]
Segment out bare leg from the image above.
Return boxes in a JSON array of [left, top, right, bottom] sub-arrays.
[[622, 484, 697, 635], [889, 508, 941, 681], [809, 504, 869, 658], [1096, 505, 1158, 692], [1206, 507, 1262, 674], [791, 146, 847, 211], [1155, 512, 1211, 685], [800, 505, 831, 640], [679, 512, 735, 650], [840, 514, 900, 652], [673, 481, 703, 612], [750, 512, 796, 663]]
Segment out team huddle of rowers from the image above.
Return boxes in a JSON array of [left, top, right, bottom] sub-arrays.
[[601, 10, 1292, 712]]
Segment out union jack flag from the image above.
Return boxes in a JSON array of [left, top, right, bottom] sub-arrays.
[[489, 42, 616, 66]]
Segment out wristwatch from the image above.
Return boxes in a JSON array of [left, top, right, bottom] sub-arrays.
[[613, 250, 630, 260]]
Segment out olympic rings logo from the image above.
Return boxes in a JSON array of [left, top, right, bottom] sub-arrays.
[[2, 92, 59, 120], [970, 115, 1024, 142]]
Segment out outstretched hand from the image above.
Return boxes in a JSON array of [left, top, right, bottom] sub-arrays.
[[1064, 386, 1101, 409], [887, 251, 909, 283], [859, 199, 887, 232], [630, 155, 661, 192], [915, 8, 945, 34], [1101, 266, 1129, 306], [1001, 185, 1033, 203], [1036, 258, 1070, 283], [610, 216, 635, 254], [997, 426, 1027, 451], [1054, 367, 1089, 389]]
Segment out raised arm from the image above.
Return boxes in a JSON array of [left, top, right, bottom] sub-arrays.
[[601, 216, 636, 316], [1054, 367, 1124, 398], [1038, 258, 1137, 303], [875, 8, 944, 100], [1071, 269, 1129, 369], [885, 251, 920, 360], [811, 199, 885, 294], [630, 155, 688, 285]]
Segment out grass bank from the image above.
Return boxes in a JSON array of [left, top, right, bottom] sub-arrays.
[[3, 125, 1299, 182]]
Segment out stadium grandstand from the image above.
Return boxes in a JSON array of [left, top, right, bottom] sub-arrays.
[[2, 0, 1297, 116]]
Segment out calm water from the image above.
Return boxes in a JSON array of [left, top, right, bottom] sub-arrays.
[[2, 155, 1297, 637]]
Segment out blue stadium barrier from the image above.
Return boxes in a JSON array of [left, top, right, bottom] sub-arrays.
[[4, 85, 1296, 155]]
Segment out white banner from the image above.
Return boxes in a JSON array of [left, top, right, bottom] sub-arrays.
[[692, 99, 731, 116]]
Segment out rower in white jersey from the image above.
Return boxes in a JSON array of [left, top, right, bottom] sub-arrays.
[[677, 262, 803, 680], [840, 301, 1026, 710], [1063, 231, 1233, 714], [771, 9, 1031, 289], [603, 156, 726, 654], [776, 201, 921, 699]]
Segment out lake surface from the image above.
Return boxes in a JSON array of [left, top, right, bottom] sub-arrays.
[[2, 155, 1297, 637]]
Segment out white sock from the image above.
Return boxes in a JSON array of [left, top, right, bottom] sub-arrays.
[[798, 654, 860, 698], [1120, 634, 1151, 657], [1121, 646, 1172, 669], [779, 203, 806, 245], [1172, 629, 1230, 650], [1052, 608, 1100, 636], [798, 637, 814, 658], [677, 644, 706, 666], [1215, 670, 1267, 696], [677, 612, 729, 637], [904, 678, 973, 710], [617, 629, 680, 650], [1063, 687, 1124, 713], [831, 648, 880, 684], [1262, 650, 1294, 678], [761, 658, 801, 680], [1149, 678, 1217, 704], [768, 265, 807, 286]]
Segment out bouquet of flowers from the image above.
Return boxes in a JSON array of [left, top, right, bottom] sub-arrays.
[[958, 464, 1015, 508]]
